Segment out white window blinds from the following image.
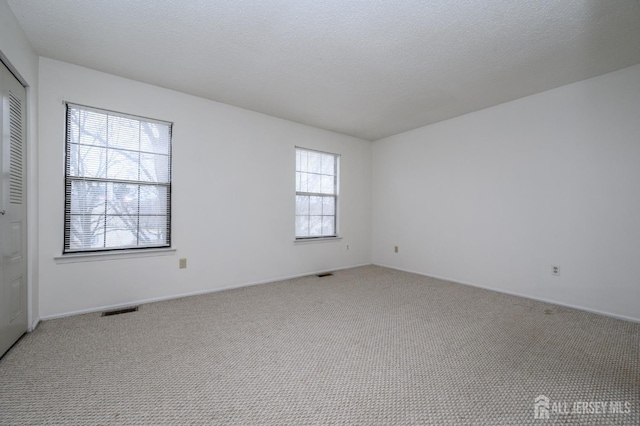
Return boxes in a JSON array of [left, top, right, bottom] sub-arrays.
[[64, 104, 172, 252], [295, 147, 339, 238]]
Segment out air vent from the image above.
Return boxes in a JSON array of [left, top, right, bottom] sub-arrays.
[[316, 272, 334, 278], [9, 91, 23, 205], [102, 306, 139, 317]]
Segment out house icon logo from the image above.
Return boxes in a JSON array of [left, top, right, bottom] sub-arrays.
[[535, 395, 550, 419]]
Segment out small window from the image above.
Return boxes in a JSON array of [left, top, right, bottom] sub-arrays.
[[295, 147, 339, 239], [64, 104, 172, 253]]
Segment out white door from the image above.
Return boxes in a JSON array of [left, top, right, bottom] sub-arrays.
[[0, 60, 27, 358]]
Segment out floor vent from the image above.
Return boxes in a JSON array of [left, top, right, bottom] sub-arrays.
[[102, 306, 139, 317], [316, 272, 334, 278]]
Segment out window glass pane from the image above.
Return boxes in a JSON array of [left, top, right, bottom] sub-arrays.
[[67, 142, 85, 177], [68, 214, 105, 250], [108, 115, 140, 151], [107, 149, 139, 181], [139, 185, 168, 215], [140, 153, 170, 183], [307, 173, 321, 193], [71, 145, 107, 178], [322, 216, 335, 235], [70, 181, 106, 215], [140, 122, 170, 155], [321, 154, 334, 175], [295, 195, 309, 215], [67, 109, 80, 145], [295, 216, 309, 236], [321, 175, 334, 194], [105, 215, 138, 247], [106, 183, 139, 216], [322, 196, 335, 215], [78, 110, 107, 147], [309, 196, 323, 215], [297, 172, 308, 192], [139, 216, 168, 246], [307, 152, 322, 174], [67, 143, 79, 176], [298, 150, 308, 172], [309, 216, 322, 236]]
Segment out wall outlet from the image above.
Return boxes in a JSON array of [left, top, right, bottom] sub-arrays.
[[346, 244, 350, 251], [179, 258, 187, 269], [394, 245, 399, 253], [552, 265, 560, 276]]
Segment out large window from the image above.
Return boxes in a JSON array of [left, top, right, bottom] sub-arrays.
[[64, 104, 172, 253], [295, 147, 339, 239]]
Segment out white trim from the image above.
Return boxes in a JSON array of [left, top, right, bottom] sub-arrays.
[[0, 51, 28, 87], [54, 247, 176, 264], [39, 263, 372, 321], [373, 263, 640, 324], [293, 236, 343, 245], [28, 318, 40, 332]]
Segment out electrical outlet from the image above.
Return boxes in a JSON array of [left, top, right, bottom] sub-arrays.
[[179, 258, 187, 269], [346, 244, 350, 251], [552, 265, 560, 276], [394, 245, 399, 253]]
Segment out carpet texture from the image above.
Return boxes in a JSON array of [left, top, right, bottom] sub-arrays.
[[0, 266, 638, 425]]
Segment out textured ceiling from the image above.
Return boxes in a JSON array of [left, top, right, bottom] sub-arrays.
[[7, 0, 640, 141]]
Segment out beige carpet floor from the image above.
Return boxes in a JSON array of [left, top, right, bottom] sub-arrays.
[[0, 265, 638, 425]]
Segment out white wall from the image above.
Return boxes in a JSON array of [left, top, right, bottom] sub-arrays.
[[0, 0, 39, 328], [38, 58, 371, 318], [22, 21, 640, 323], [373, 64, 640, 322]]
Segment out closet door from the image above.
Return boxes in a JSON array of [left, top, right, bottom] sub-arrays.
[[0, 59, 27, 358]]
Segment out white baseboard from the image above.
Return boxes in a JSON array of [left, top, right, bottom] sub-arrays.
[[373, 263, 640, 324], [39, 263, 373, 321], [28, 318, 40, 332]]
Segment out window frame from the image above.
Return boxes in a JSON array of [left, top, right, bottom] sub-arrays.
[[294, 146, 340, 240], [63, 103, 173, 254]]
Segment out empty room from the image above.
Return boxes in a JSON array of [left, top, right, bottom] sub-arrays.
[[1, 0, 639, 424]]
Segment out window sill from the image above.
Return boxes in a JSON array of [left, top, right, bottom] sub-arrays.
[[54, 247, 177, 264], [293, 236, 342, 245]]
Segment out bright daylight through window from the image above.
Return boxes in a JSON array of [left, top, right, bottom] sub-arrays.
[[64, 104, 172, 253], [295, 147, 339, 239]]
